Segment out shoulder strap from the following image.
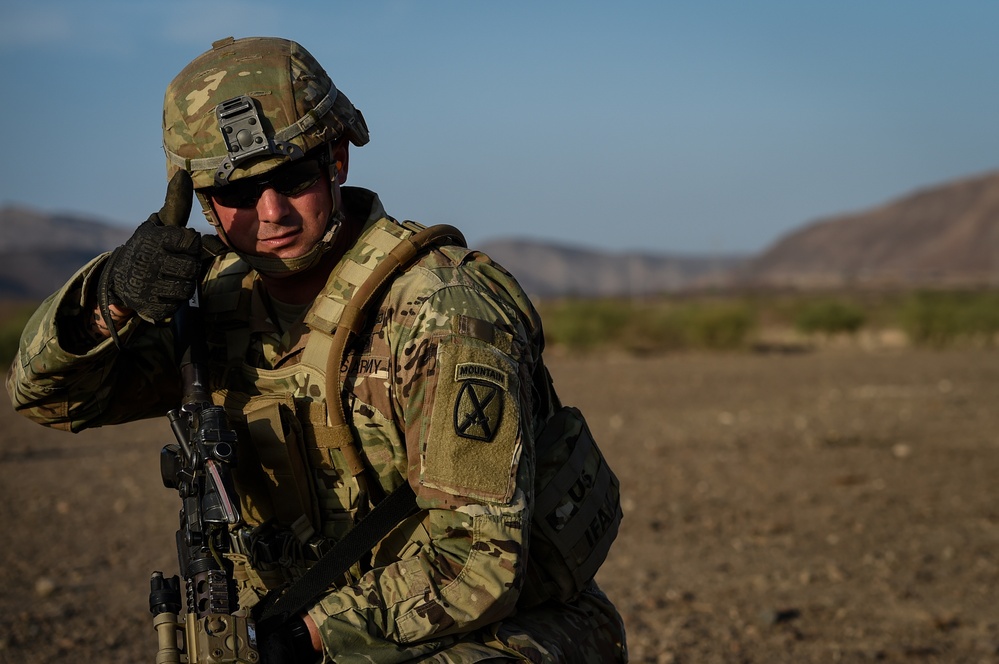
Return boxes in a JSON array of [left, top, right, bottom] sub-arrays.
[[320, 224, 466, 503], [257, 224, 466, 626]]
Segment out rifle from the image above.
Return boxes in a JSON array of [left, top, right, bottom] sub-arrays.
[[146, 223, 464, 660], [149, 289, 259, 663]]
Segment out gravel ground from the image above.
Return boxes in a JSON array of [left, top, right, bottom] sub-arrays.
[[3, 347, 999, 662]]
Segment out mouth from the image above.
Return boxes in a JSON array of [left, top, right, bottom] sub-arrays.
[[258, 228, 302, 251]]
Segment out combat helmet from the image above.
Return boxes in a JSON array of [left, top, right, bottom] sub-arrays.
[[162, 36, 369, 274]]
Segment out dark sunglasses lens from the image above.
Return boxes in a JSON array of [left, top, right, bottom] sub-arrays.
[[272, 160, 323, 197], [211, 181, 258, 208], [210, 160, 324, 209]]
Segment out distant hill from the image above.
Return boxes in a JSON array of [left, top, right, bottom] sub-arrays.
[[0, 207, 131, 299], [478, 239, 743, 298], [3, 168, 999, 301], [738, 170, 999, 288], [0, 205, 747, 300], [0, 206, 131, 253]]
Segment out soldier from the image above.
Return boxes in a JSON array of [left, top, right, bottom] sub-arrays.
[[6, 36, 626, 662]]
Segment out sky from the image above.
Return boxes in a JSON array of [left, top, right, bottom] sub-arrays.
[[1, 1, 997, 256]]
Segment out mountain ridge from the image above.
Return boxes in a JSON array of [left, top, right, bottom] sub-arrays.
[[3, 167, 998, 300], [476, 238, 743, 298], [738, 170, 999, 288]]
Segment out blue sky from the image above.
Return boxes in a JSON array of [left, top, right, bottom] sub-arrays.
[[1, 1, 997, 255]]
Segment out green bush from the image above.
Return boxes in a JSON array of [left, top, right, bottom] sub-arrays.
[[541, 299, 756, 352], [542, 299, 632, 350], [794, 299, 866, 336], [676, 302, 756, 350], [619, 307, 688, 353], [900, 291, 999, 347], [0, 305, 37, 365], [541, 290, 999, 352]]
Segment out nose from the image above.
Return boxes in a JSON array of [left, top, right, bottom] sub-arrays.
[[255, 187, 290, 223]]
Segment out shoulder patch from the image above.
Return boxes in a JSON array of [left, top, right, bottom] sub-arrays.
[[453, 380, 504, 442], [455, 362, 508, 389], [421, 336, 521, 503]]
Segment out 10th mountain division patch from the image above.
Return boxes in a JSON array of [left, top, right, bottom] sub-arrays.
[[453, 362, 508, 442]]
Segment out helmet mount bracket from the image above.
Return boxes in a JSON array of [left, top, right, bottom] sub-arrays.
[[213, 95, 303, 186]]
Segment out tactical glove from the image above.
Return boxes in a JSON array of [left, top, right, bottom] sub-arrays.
[[99, 170, 201, 326]]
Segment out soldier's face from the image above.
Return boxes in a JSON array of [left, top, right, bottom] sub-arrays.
[[210, 164, 337, 260]]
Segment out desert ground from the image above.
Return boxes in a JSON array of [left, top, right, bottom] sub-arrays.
[[2, 346, 999, 663]]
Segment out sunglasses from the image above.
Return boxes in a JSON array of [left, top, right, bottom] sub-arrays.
[[209, 159, 326, 209]]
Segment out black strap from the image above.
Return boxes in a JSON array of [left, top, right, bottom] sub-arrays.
[[258, 481, 419, 624]]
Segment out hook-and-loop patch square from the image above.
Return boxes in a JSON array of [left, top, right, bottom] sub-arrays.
[[422, 336, 521, 503]]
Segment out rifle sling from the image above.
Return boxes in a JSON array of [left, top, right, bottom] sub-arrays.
[[258, 479, 419, 624]]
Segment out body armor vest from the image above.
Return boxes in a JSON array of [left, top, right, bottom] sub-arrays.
[[196, 213, 621, 609], [201, 215, 428, 589]]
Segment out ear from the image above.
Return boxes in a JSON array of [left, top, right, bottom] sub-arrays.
[[331, 141, 349, 184]]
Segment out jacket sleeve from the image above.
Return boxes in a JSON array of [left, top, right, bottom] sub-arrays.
[[5, 255, 181, 431], [308, 249, 546, 658]]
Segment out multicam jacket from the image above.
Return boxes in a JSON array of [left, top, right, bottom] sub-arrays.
[[6, 188, 626, 663]]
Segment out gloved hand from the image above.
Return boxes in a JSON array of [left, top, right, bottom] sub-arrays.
[[255, 616, 320, 664], [101, 170, 201, 324]]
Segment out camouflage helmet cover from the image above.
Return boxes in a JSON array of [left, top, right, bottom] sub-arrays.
[[163, 36, 369, 190]]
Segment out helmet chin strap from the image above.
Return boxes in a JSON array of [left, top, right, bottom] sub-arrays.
[[238, 208, 343, 275], [196, 160, 343, 276]]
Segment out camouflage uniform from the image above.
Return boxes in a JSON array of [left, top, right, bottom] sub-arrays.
[[6, 186, 627, 663]]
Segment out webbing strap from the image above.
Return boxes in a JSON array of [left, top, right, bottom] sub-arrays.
[[534, 412, 590, 517], [323, 224, 466, 472], [339, 303, 366, 335], [328, 424, 368, 477], [257, 480, 419, 625]]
